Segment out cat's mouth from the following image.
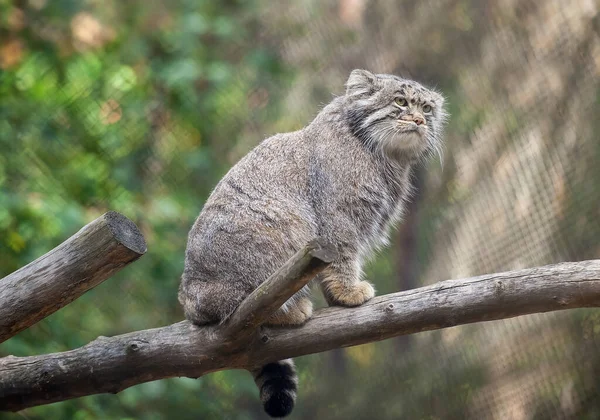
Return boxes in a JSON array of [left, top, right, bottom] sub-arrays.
[[397, 120, 427, 132], [376, 120, 429, 156]]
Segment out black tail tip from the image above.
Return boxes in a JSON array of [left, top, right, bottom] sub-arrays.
[[263, 391, 295, 418]]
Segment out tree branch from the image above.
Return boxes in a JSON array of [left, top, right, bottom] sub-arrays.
[[0, 212, 147, 344], [223, 239, 337, 339], [1, 259, 599, 411]]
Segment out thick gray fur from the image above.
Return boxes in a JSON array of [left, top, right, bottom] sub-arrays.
[[179, 69, 447, 417]]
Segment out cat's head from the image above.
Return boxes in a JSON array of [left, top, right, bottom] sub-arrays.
[[344, 69, 447, 162]]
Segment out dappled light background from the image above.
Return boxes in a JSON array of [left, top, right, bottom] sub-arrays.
[[1, 0, 600, 419]]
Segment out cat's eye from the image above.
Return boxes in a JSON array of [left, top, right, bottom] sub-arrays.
[[423, 104, 432, 113], [395, 97, 408, 107]]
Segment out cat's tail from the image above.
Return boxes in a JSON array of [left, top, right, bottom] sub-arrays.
[[252, 359, 298, 418]]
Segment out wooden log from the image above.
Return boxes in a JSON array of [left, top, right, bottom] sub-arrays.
[[0, 211, 146, 344], [1, 259, 599, 411]]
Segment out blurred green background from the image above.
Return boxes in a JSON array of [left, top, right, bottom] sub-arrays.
[[1, 0, 600, 419]]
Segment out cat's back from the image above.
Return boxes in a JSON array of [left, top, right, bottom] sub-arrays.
[[203, 130, 312, 215], [183, 130, 317, 285], [227, 130, 311, 189]]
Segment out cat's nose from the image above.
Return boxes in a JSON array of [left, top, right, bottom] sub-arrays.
[[400, 113, 425, 126], [412, 113, 425, 126]]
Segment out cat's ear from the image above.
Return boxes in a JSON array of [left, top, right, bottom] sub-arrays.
[[346, 69, 377, 96]]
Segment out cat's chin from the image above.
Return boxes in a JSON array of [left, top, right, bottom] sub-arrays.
[[381, 131, 428, 159], [397, 131, 423, 148]]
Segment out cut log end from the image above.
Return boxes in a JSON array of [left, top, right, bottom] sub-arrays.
[[105, 211, 147, 255], [306, 238, 338, 264]]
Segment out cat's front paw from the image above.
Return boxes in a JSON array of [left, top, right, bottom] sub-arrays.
[[325, 280, 375, 307]]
